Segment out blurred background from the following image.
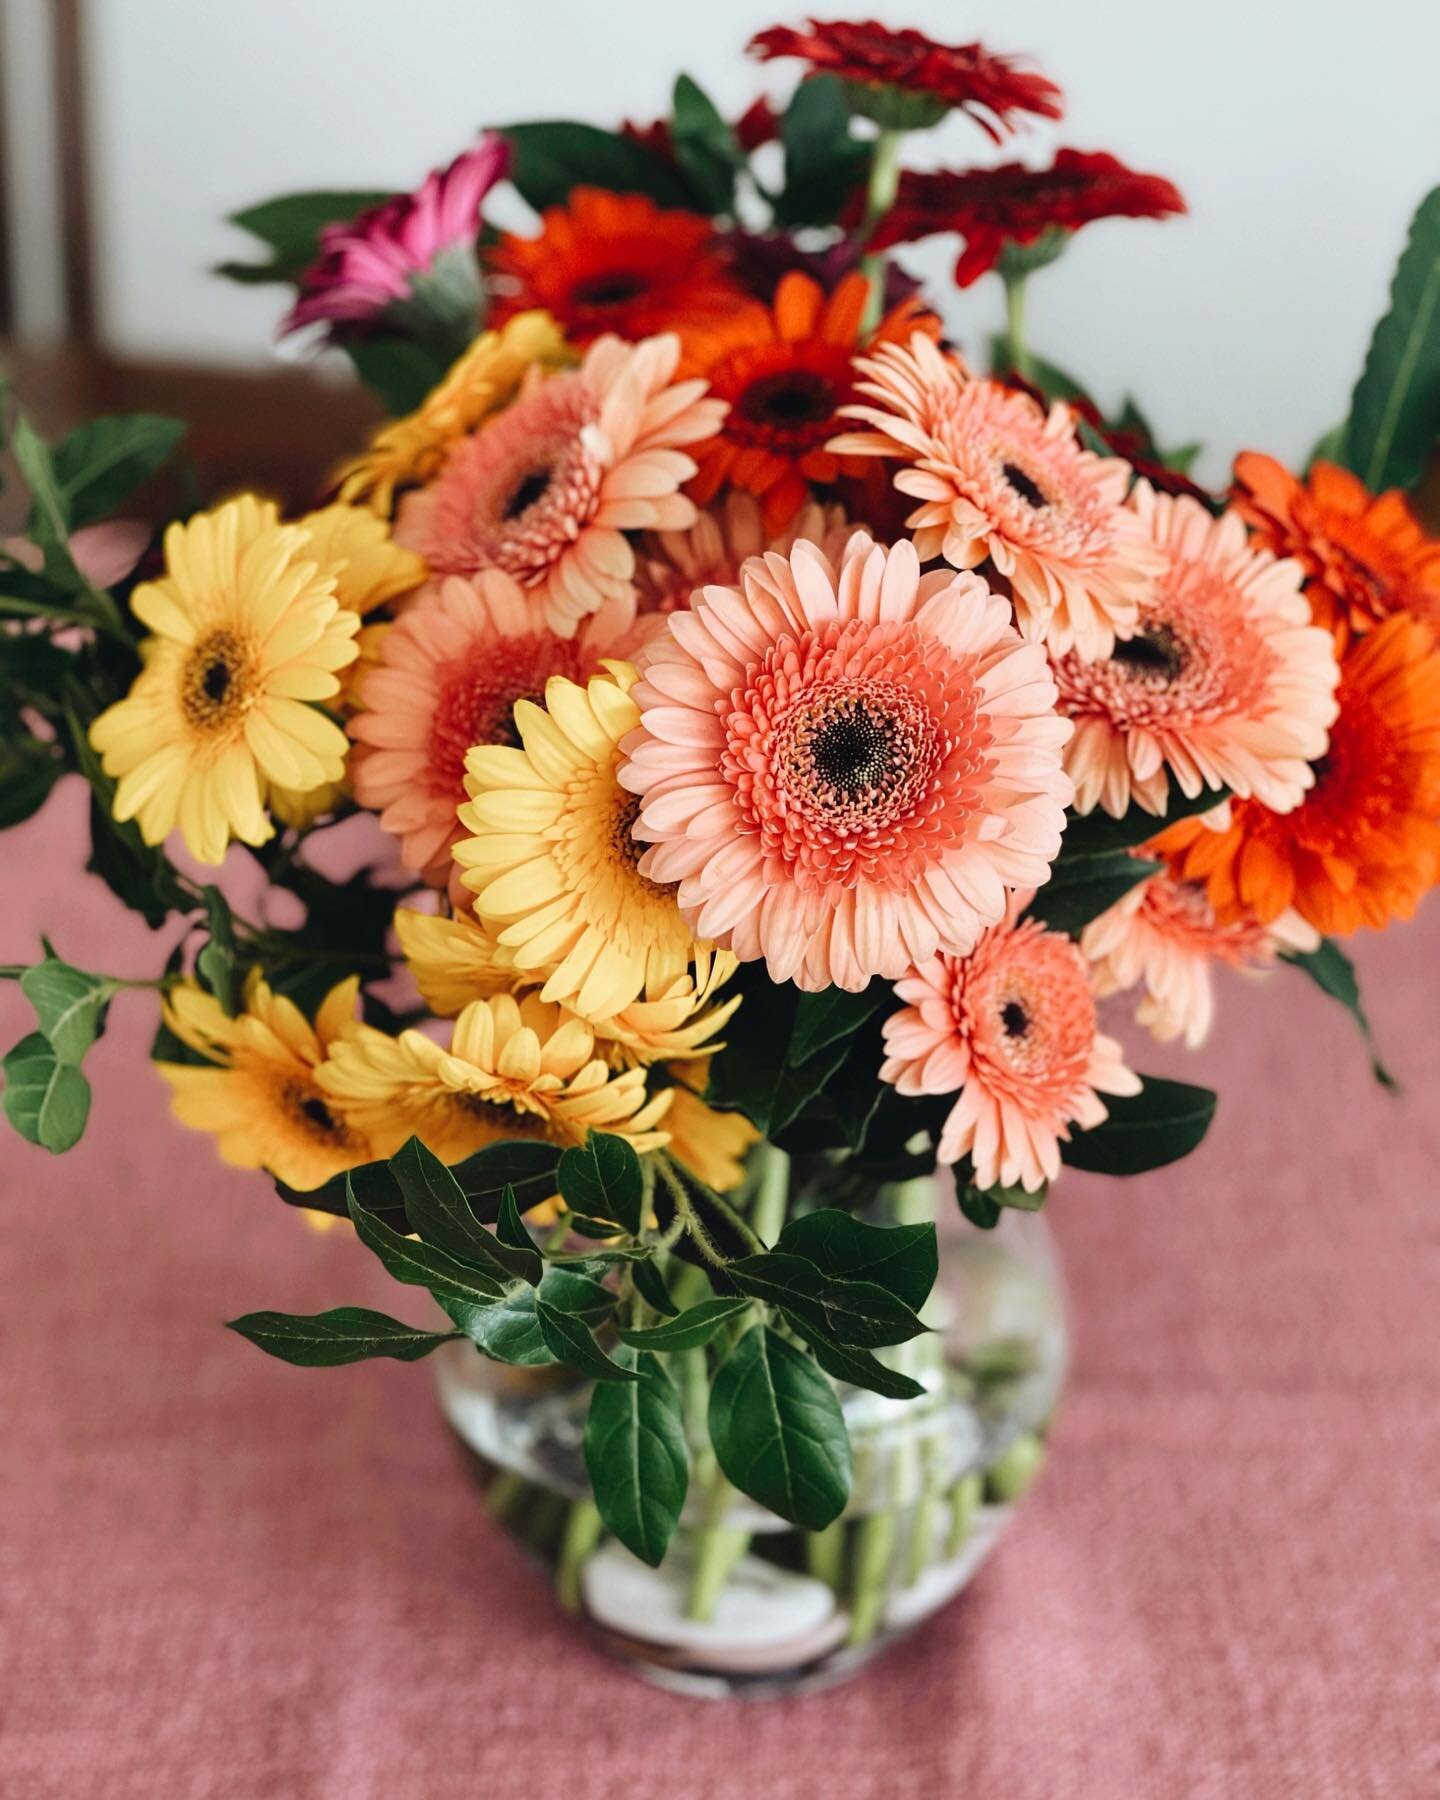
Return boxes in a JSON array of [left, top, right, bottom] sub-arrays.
[[2, 0, 1439, 500]]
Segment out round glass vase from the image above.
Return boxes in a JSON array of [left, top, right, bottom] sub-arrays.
[[434, 1183, 1067, 1700]]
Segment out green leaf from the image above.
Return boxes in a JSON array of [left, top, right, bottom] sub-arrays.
[[1058, 780, 1229, 856], [345, 1172, 510, 1307], [629, 1254, 679, 1318], [784, 1317, 926, 1401], [787, 979, 890, 1067], [1025, 850, 1160, 937], [708, 1325, 852, 1530], [955, 1175, 1002, 1231], [1282, 940, 1399, 1092], [776, 76, 872, 228], [10, 413, 79, 585], [535, 1301, 639, 1381], [343, 337, 450, 416], [774, 1208, 938, 1314], [499, 122, 691, 212], [670, 74, 741, 215], [0, 737, 63, 829], [537, 1264, 614, 1323], [703, 963, 800, 1132], [389, 1137, 540, 1281], [557, 1131, 644, 1237], [1060, 1075, 1217, 1175], [619, 1296, 751, 1352], [447, 1138, 563, 1219], [729, 1252, 927, 1350], [493, 1183, 544, 1283], [440, 1286, 556, 1366], [224, 189, 390, 280], [19, 952, 114, 1063], [1343, 185, 1440, 492], [583, 1347, 689, 1566], [2, 1031, 91, 1151], [195, 885, 238, 1015], [226, 1305, 455, 1366], [50, 414, 183, 527]]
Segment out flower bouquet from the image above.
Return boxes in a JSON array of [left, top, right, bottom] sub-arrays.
[[5, 18, 1439, 1696]]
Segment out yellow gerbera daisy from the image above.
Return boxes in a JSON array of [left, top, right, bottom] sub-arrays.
[[316, 991, 671, 1166], [664, 1062, 759, 1193], [454, 665, 701, 1020], [156, 972, 369, 1191], [589, 951, 742, 1069], [336, 311, 573, 514], [394, 905, 519, 1014], [294, 501, 427, 615], [89, 495, 359, 865]]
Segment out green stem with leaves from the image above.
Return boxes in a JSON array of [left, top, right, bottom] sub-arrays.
[[1004, 271, 1032, 381], [859, 129, 905, 333]]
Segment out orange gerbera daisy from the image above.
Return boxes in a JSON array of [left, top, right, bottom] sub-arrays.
[[685, 269, 938, 535], [487, 187, 763, 351], [1233, 452, 1440, 639], [1155, 614, 1440, 934]]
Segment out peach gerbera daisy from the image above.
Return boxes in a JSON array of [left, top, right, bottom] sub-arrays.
[[349, 569, 641, 888], [335, 310, 572, 515], [316, 992, 670, 1165], [1154, 614, 1440, 933], [684, 270, 938, 535], [619, 533, 1073, 993], [832, 334, 1164, 659], [1052, 484, 1340, 817], [394, 332, 725, 635], [1082, 858, 1318, 1047], [880, 898, 1140, 1192], [635, 490, 852, 616], [1234, 452, 1440, 639]]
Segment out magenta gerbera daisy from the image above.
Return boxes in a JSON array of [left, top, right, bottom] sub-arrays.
[[881, 897, 1139, 1191], [831, 333, 1165, 660], [1052, 483, 1340, 817], [619, 533, 1073, 993]]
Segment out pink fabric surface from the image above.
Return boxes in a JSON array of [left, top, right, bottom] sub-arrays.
[[2, 779, 1435, 1799]]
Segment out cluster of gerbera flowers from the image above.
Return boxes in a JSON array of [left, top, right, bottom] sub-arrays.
[[82, 17, 1440, 1207]]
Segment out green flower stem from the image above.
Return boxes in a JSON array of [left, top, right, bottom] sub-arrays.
[[945, 1470, 983, 1558], [748, 1138, 790, 1247], [985, 1431, 1046, 1503], [555, 1497, 603, 1613], [846, 1508, 896, 1646], [1004, 271, 1032, 381], [686, 1470, 748, 1623], [806, 1516, 847, 1593], [486, 1468, 529, 1525], [859, 128, 905, 333], [904, 1434, 941, 1586]]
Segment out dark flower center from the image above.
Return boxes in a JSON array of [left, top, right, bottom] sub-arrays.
[[739, 370, 836, 427], [571, 272, 647, 309], [181, 628, 251, 731], [1001, 461, 1048, 509], [1001, 1000, 1030, 1038], [1112, 622, 1188, 682], [811, 702, 897, 795], [281, 1081, 352, 1146], [203, 660, 231, 702], [503, 468, 554, 520]]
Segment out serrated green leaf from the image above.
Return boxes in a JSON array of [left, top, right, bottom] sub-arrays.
[[583, 1348, 689, 1566], [50, 414, 183, 528], [226, 1306, 455, 1366], [500, 121, 691, 211], [1060, 1075, 1216, 1175], [784, 1316, 926, 1400], [19, 953, 114, 1063], [708, 1325, 852, 1529], [1343, 185, 1440, 492], [775, 1208, 938, 1313], [1282, 940, 1399, 1092], [729, 1251, 927, 1350], [619, 1296, 752, 1352], [557, 1131, 644, 1237]]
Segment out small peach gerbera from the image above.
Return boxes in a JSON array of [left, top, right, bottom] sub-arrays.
[[620, 533, 1073, 993], [685, 270, 938, 535], [881, 897, 1140, 1192], [348, 569, 641, 887], [1234, 452, 1440, 638], [832, 334, 1164, 659], [1155, 614, 1440, 933], [394, 332, 725, 635], [1053, 484, 1340, 817], [487, 187, 763, 352], [1082, 858, 1318, 1047], [634, 490, 852, 616]]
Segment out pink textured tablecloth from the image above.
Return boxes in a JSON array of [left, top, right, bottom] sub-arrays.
[[2, 779, 1436, 1799]]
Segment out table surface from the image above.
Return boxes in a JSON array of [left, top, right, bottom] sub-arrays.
[[1, 778, 1435, 1800]]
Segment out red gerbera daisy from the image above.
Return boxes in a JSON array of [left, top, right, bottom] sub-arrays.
[[869, 151, 1187, 287], [748, 19, 1062, 138]]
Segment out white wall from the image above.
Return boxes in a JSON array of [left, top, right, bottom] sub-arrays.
[[77, 0, 1440, 482]]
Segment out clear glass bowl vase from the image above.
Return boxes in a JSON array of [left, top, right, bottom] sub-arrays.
[[434, 1197, 1067, 1699]]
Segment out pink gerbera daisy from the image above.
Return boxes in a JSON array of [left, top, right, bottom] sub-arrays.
[[1082, 857, 1318, 1046], [831, 333, 1164, 660], [634, 491, 852, 616], [349, 569, 642, 889], [881, 897, 1140, 1191], [619, 533, 1073, 993], [1052, 484, 1340, 817], [394, 333, 726, 636], [281, 136, 508, 337]]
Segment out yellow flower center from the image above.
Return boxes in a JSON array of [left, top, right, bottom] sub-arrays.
[[182, 628, 257, 734]]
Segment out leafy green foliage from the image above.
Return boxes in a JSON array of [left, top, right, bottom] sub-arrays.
[[50, 414, 183, 526], [346, 1172, 510, 1307], [534, 1301, 637, 1381], [1058, 781, 1228, 856], [1283, 940, 1398, 1092], [583, 1348, 689, 1565], [1342, 185, 1440, 493], [441, 1138, 563, 1220], [629, 1254, 679, 1318], [1025, 848, 1160, 937], [775, 76, 871, 228], [557, 1131, 644, 1236], [0, 737, 64, 829], [954, 1164, 1046, 1230], [774, 1208, 938, 1313], [226, 1306, 456, 1366], [68, 720, 189, 929], [493, 1184, 545, 1284], [500, 122, 691, 212], [670, 75, 743, 215], [389, 1137, 541, 1280], [709, 1325, 852, 1530], [343, 338, 450, 416], [440, 1286, 556, 1366], [1060, 1076, 1217, 1175], [620, 1296, 752, 1352], [785, 1317, 926, 1400], [787, 981, 891, 1067], [19, 951, 114, 1063], [729, 1251, 927, 1350], [218, 190, 391, 285], [195, 887, 238, 1015], [1, 1032, 91, 1152]]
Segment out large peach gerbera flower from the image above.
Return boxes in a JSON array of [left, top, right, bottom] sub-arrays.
[[317, 993, 670, 1165], [634, 490, 851, 616], [394, 333, 725, 635], [349, 570, 642, 887], [620, 534, 1073, 992], [880, 899, 1139, 1192], [487, 187, 763, 351], [1234, 452, 1440, 638], [1082, 859, 1318, 1047], [832, 334, 1164, 659], [1155, 614, 1440, 933], [1053, 484, 1340, 817], [685, 270, 938, 534], [456, 666, 703, 1019]]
